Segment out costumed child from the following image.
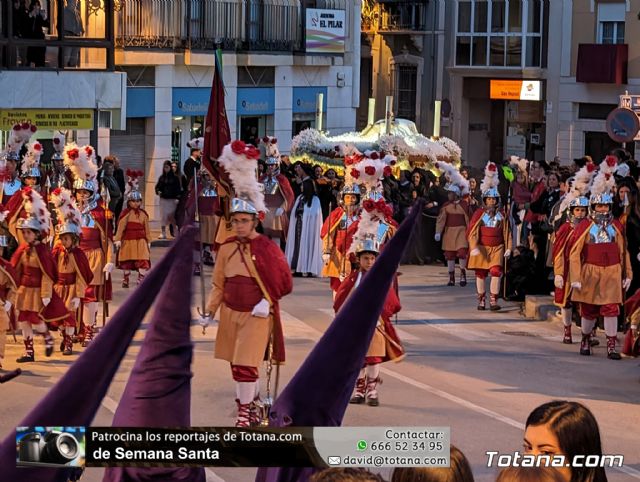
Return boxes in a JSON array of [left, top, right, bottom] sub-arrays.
[[11, 187, 67, 363], [0, 208, 17, 369], [50, 188, 93, 356], [334, 199, 403, 407], [114, 170, 151, 288]]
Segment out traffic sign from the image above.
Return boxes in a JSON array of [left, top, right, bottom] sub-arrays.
[[606, 107, 640, 143]]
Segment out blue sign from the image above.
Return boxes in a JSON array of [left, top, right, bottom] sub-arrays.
[[606, 107, 640, 143], [292, 87, 327, 114], [172, 88, 211, 116], [127, 87, 155, 118], [237, 88, 274, 116]]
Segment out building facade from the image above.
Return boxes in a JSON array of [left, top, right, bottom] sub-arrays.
[[111, 0, 361, 219]]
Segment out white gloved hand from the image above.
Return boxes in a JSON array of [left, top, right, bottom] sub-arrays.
[[554, 275, 564, 289], [434, 233, 441, 242], [251, 298, 270, 318], [504, 249, 512, 258], [103, 262, 115, 280], [199, 315, 212, 329], [275, 207, 284, 217], [470, 248, 480, 257], [41, 297, 51, 306], [70, 297, 80, 310], [637, 252, 640, 262], [114, 241, 121, 250], [623, 278, 632, 290], [4, 300, 11, 312], [571, 281, 582, 290], [322, 253, 330, 264], [148, 243, 152, 252]]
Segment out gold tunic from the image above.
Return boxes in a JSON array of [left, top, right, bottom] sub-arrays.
[[54, 252, 87, 309], [114, 210, 151, 262], [16, 248, 52, 313], [435, 202, 469, 252], [207, 241, 272, 367]]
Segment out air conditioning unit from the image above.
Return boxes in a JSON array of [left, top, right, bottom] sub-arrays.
[[98, 111, 112, 129]]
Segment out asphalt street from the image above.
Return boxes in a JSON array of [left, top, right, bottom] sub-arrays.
[[1, 243, 639, 482]]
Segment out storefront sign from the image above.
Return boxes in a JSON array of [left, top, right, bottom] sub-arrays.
[[0, 109, 94, 130], [237, 88, 274, 116], [172, 88, 211, 116], [306, 9, 346, 53], [293, 87, 328, 114], [490, 80, 541, 101]]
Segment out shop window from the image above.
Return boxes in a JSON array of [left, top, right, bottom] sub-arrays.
[[578, 103, 617, 120], [597, 3, 625, 44], [237, 66, 275, 87], [394, 65, 417, 121], [455, 0, 544, 68]]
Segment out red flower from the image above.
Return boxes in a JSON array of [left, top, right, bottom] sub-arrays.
[[605, 155, 617, 168], [52, 188, 62, 196], [364, 166, 376, 176], [12, 124, 20, 131], [271, 138, 277, 144], [262, 136, 269, 143], [85, 146, 93, 157], [258, 211, 266, 222], [67, 148, 79, 160], [605, 173, 611, 180], [21, 122, 30, 130], [30, 125, 37, 132], [33, 143, 42, 151], [126, 169, 133, 176], [488, 163, 497, 172], [369, 152, 379, 160], [53, 137, 60, 145], [587, 163, 596, 173], [245, 146, 261, 160], [137, 170, 144, 177], [231, 140, 246, 155], [383, 166, 392, 178], [350, 168, 360, 179], [344, 156, 354, 167], [363, 199, 375, 211]]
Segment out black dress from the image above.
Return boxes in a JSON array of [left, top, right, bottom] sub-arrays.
[[290, 177, 316, 272], [25, 10, 47, 67]]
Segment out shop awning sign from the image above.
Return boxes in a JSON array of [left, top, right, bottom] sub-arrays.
[[0, 109, 94, 130], [490, 80, 541, 101]]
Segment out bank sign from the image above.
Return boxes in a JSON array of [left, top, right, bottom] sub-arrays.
[[306, 9, 346, 54], [237, 88, 275, 116]]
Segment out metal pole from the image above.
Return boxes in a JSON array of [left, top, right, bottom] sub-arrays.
[[193, 172, 210, 332], [315, 93, 324, 132], [385, 96, 393, 135], [367, 98, 375, 126]]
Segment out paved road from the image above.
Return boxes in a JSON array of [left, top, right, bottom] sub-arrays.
[[2, 244, 639, 482]]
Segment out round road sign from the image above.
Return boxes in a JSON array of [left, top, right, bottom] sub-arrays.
[[606, 107, 640, 143]]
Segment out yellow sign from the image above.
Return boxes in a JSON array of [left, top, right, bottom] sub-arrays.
[[0, 109, 94, 130]]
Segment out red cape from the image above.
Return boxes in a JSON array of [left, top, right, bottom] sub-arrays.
[[11, 243, 68, 327], [222, 234, 293, 363], [321, 207, 359, 253], [52, 244, 94, 286], [333, 269, 403, 363], [118, 207, 149, 223]]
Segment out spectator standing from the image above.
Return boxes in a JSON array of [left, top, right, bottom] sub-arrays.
[[63, 0, 83, 67], [155, 160, 182, 239], [100, 159, 123, 226], [402, 169, 440, 265], [183, 146, 202, 186], [25, 0, 47, 67]]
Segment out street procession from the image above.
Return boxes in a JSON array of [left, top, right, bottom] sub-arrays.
[[2, 0, 640, 479]]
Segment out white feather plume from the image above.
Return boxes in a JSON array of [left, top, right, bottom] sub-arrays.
[[0, 210, 9, 223], [436, 161, 470, 195], [261, 136, 280, 158], [217, 143, 266, 213], [480, 161, 499, 193], [52, 131, 66, 154], [590, 157, 617, 198], [187, 137, 204, 150], [22, 188, 51, 233], [64, 143, 97, 182], [20, 140, 43, 176], [348, 209, 380, 255], [50, 187, 81, 228], [509, 156, 529, 175]]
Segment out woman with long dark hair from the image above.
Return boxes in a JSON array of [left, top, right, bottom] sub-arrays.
[[524, 401, 607, 482], [284, 162, 323, 277], [402, 169, 441, 265], [155, 160, 182, 239], [391, 445, 474, 482]]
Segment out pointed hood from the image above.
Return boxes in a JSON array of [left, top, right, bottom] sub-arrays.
[[0, 229, 195, 482], [255, 200, 423, 482], [103, 227, 204, 482]]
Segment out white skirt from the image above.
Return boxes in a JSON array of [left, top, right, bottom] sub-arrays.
[[284, 195, 324, 276]]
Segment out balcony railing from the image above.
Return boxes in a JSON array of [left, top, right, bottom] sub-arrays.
[[362, 2, 428, 33], [116, 0, 303, 52]]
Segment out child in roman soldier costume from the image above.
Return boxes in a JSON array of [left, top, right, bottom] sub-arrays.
[[204, 140, 293, 427], [195, 169, 220, 274], [50, 188, 93, 356], [467, 161, 511, 311], [7, 137, 45, 246], [569, 156, 631, 360], [335, 200, 403, 407], [435, 162, 470, 287], [64, 143, 114, 346], [11, 187, 68, 363], [321, 183, 360, 292], [259, 137, 294, 249], [114, 170, 151, 288], [552, 163, 595, 344], [46, 131, 74, 191], [0, 213, 17, 370]]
